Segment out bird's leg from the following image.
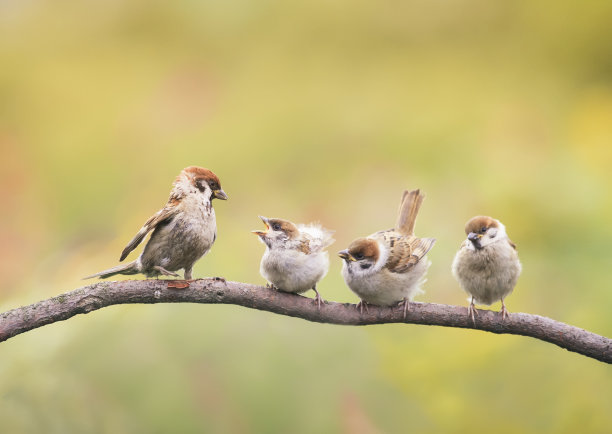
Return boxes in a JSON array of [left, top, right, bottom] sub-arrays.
[[266, 282, 277, 290], [153, 266, 180, 277], [500, 298, 509, 320], [183, 266, 193, 281], [356, 300, 370, 314], [311, 285, 324, 310], [398, 298, 410, 320], [467, 297, 479, 323]]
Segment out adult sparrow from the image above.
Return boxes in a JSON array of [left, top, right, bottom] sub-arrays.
[[253, 216, 334, 308], [451, 215, 521, 321], [85, 166, 228, 280], [338, 189, 436, 317]]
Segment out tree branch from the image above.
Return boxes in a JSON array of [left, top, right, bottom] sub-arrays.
[[0, 279, 610, 363]]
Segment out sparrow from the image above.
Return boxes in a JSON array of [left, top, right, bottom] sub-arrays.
[[338, 189, 436, 317], [252, 216, 335, 308], [85, 166, 228, 280], [451, 215, 521, 321]]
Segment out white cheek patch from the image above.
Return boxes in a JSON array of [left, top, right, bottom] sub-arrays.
[[373, 240, 390, 272]]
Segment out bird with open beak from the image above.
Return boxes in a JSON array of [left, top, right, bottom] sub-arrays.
[[452, 215, 521, 321], [338, 189, 436, 317], [252, 216, 334, 308]]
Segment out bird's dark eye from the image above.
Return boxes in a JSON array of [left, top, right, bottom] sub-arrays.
[[272, 223, 281, 231], [481, 227, 487, 233], [209, 182, 218, 191], [354, 253, 364, 260]]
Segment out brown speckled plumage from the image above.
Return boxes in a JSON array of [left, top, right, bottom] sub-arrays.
[[85, 166, 227, 280], [340, 189, 436, 309]]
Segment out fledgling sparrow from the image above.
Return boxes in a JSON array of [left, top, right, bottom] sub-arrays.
[[252, 216, 335, 308], [85, 166, 228, 280], [451, 216, 521, 321], [338, 189, 436, 317]]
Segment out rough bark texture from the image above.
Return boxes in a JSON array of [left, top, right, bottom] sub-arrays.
[[0, 278, 610, 363]]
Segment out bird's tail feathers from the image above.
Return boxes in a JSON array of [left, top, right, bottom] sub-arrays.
[[396, 189, 425, 235], [83, 260, 140, 280]]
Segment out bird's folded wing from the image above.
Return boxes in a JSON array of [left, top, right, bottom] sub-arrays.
[[384, 234, 436, 273], [300, 225, 335, 253], [119, 204, 180, 261]]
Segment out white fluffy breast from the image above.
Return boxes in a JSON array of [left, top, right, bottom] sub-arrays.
[[341, 256, 429, 305], [452, 239, 521, 305], [260, 248, 330, 293]]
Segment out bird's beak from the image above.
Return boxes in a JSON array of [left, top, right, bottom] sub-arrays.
[[467, 232, 482, 249], [252, 216, 269, 237], [338, 249, 355, 261], [213, 189, 228, 200]]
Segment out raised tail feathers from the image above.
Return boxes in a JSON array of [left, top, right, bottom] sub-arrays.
[[83, 260, 140, 280], [395, 189, 425, 235]]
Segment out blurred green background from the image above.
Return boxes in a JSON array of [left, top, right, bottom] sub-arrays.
[[1, 0, 611, 432]]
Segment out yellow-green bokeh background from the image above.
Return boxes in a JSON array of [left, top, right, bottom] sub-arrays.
[[1, 1, 611, 432]]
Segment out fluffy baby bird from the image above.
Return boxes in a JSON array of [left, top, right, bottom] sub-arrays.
[[338, 189, 436, 317], [85, 166, 228, 280], [253, 216, 334, 308], [451, 216, 521, 321]]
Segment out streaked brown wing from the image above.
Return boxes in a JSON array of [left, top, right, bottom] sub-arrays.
[[297, 239, 311, 254], [379, 230, 436, 273], [119, 203, 180, 261]]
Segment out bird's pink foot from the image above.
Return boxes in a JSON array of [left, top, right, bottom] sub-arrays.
[[153, 266, 180, 277], [312, 287, 324, 310], [467, 298, 479, 323], [356, 300, 370, 314], [500, 300, 509, 320], [398, 298, 411, 319]]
